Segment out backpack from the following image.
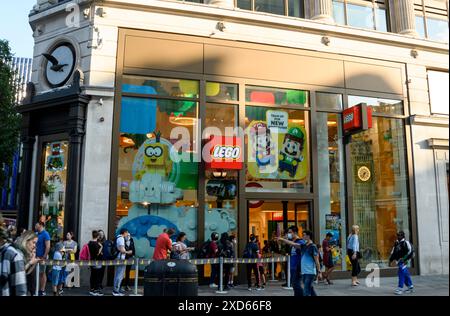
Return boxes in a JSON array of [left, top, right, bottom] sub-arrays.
[[103, 238, 118, 260], [79, 244, 91, 260], [243, 243, 256, 259], [218, 242, 232, 258], [197, 241, 211, 259]]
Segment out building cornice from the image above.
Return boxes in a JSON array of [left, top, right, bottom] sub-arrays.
[[29, 0, 449, 55], [410, 115, 449, 127], [427, 138, 449, 149]]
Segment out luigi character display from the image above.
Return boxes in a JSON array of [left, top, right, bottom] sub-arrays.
[[278, 127, 305, 177], [249, 122, 276, 170]]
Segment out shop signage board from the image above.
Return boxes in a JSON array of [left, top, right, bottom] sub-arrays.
[[205, 136, 243, 170], [266, 110, 288, 132], [343, 103, 373, 135]]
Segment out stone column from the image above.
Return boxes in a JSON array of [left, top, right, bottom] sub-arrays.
[[309, 0, 334, 23], [393, 0, 418, 36], [206, 0, 235, 10]]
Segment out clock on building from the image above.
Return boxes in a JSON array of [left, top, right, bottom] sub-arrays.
[[42, 43, 76, 88], [357, 166, 371, 182]]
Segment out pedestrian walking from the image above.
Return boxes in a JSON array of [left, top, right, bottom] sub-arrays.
[[322, 232, 335, 285], [389, 231, 415, 295], [300, 231, 322, 296], [243, 234, 262, 291], [347, 225, 361, 286]]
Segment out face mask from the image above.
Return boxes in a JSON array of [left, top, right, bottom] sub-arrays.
[[287, 233, 293, 240]]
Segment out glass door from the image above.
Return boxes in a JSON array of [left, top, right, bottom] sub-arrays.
[[38, 141, 69, 243], [247, 200, 312, 245]]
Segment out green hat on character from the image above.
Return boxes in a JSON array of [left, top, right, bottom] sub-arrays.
[[286, 127, 304, 142]]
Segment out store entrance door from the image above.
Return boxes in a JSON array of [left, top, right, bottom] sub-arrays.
[[247, 200, 313, 243]]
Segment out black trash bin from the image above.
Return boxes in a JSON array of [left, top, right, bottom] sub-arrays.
[[144, 260, 198, 296]]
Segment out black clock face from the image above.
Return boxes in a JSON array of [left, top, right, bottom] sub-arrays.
[[44, 43, 76, 88]]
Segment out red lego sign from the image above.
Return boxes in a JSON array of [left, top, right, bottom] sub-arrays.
[[343, 103, 372, 134], [205, 136, 243, 170]]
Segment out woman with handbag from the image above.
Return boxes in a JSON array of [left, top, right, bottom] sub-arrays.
[[347, 225, 361, 286]]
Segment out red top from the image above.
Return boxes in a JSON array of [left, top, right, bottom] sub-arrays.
[[322, 239, 331, 264], [207, 241, 219, 258], [153, 233, 172, 260]]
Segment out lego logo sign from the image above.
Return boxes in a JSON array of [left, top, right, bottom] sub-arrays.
[[343, 103, 372, 134], [343, 113, 354, 125], [212, 146, 241, 160], [205, 136, 243, 170]]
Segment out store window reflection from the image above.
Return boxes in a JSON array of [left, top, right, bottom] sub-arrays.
[[350, 117, 410, 268], [348, 95, 403, 116], [117, 77, 199, 259], [39, 141, 69, 242], [204, 102, 239, 240], [317, 95, 347, 270]]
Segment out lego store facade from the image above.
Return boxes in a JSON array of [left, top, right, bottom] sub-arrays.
[[105, 29, 414, 277], [18, 1, 447, 280]]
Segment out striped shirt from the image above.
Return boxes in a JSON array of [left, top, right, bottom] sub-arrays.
[[0, 243, 27, 296]]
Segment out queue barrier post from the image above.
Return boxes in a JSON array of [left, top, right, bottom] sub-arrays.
[[215, 257, 228, 294], [270, 252, 276, 282], [35, 262, 40, 296], [283, 255, 293, 290]]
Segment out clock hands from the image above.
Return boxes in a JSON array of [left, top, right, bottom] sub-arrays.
[[43, 53, 69, 72]]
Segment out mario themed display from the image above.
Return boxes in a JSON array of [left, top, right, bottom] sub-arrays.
[[247, 117, 308, 181], [249, 122, 276, 172], [278, 127, 305, 177]]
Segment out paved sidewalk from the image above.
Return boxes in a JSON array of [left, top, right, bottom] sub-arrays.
[[51, 275, 448, 296]]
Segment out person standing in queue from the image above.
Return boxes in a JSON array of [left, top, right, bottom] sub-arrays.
[[207, 232, 220, 288], [243, 234, 262, 291], [153, 228, 175, 260]]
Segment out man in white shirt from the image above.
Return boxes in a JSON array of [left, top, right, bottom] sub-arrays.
[[112, 229, 132, 296]]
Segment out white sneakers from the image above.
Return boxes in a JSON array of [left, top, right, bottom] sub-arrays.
[[209, 283, 218, 289], [395, 286, 414, 295]]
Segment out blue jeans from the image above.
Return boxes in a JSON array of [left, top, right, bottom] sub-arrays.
[[113, 265, 126, 292], [398, 262, 413, 288], [302, 274, 317, 296], [291, 268, 303, 297]]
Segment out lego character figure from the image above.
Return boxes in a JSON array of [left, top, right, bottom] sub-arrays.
[[278, 127, 305, 177], [138, 132, 170, 178], [249, 122, 275, 171]]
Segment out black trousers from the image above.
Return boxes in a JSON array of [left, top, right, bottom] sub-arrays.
[[124, 263, 132, 287], [90, 267, 102, 290], [347, 250, 361, 277], [246, 264, 260, 288]]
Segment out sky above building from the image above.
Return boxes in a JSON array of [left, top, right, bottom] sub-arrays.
[[0, 0, 36, 58]]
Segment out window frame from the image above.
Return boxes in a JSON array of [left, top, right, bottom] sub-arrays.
[[414, 0, 449, 41], [235, 0, 306, 19], [333, 0, 390, 32]]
